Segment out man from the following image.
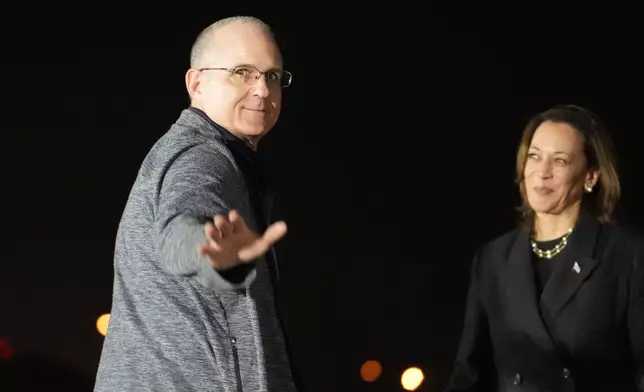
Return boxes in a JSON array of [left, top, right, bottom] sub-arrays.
[[94, 16, 300, 391]]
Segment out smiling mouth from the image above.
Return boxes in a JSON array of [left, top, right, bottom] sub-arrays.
[[533, 186, 553, 195]]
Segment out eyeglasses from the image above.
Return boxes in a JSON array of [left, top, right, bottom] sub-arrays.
[[199, 65, 292, 88]]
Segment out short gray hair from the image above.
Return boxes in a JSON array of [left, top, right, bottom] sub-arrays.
[[189, 16, 276, 69]]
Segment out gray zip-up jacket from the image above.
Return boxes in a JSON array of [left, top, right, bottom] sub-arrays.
[[94, 108, 296, 392]]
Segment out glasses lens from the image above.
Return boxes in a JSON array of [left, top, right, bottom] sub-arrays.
[[281, 72, 292, 87]]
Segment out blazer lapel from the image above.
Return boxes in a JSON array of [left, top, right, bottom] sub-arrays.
[[507, 228, 556, 346], [539, 213, 601, 318]]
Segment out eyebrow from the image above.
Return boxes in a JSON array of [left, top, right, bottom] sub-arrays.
[[234, 63, 283, 72], [529, 146, 572, 156]]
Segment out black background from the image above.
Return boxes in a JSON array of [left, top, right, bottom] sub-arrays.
[[2, 12, 643, 392]]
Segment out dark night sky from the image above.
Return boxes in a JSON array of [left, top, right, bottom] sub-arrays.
[[2, 12, 644, 392]]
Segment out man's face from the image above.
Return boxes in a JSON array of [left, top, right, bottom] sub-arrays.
[[189, 23, 284, 143]]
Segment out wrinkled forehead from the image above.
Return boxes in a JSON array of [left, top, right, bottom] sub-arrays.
[[208, 25, 283, 70]]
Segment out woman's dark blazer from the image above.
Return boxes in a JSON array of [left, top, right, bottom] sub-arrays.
[[445, 213, 644, 392]]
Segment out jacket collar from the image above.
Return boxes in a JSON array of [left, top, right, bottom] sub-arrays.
[[538, 211, 601, 317], [179, 106, 274, 221], [506, 211, 602, 350], [179, 106, 265, 171]]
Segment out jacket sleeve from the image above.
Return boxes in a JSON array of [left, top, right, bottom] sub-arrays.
[[445, 251, 495, 392], [629, 234, 644, 391], [153, 143, 257, 291]]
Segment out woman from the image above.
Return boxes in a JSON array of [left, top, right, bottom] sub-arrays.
[[446, 105, 644, 391]]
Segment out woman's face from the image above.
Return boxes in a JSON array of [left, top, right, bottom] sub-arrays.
[[523, 120, 599, 216]]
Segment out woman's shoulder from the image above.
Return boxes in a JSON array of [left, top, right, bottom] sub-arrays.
[[487, 227, 523, 247], [474, 227, 524, 261], [601, 222, 644, 277], [603, 221, 644, 252]]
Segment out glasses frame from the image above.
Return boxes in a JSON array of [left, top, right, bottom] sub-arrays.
[[199, 65, 292, 88]]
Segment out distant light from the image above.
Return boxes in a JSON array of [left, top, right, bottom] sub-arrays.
[[0, 338, 15, 360], [96, 313, 111, 336], [360, 360, 382, 382], [401, 367, 424, 391]]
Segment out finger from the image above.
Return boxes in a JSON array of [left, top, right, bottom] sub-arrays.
[[214, 215, 233, 238], [237, 239, 270, 262], [198, 242, 221, 258], [237, 222, 287, 262], [228, 210, 244, 233], [263, 221, 288, 244], [199, 239, 222, 253], [204, 222, 223, 242]]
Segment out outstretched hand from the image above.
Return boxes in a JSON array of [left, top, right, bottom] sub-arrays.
[[198, 210, 287, 271]]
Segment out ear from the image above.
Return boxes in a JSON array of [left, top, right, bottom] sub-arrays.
[[584, 169, 600, 192], [185, 68, 202, 100]]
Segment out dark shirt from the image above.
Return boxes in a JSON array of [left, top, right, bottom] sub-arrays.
[[531, 235, 571, 298]]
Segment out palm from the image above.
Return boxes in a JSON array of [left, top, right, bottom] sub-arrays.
[[198, 210, 287, 270]]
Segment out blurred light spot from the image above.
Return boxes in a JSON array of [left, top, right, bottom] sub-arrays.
[[360, 359, 382, 382], [401, 367, 424, 391], [97, 313, 110, 336], [0, 338, 15, 360]]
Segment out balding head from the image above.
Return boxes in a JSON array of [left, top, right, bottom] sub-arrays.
[[190, 16, 280, 69], [184, 16, 287, 148]]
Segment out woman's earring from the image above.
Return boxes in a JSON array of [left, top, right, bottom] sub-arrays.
[[584, 185, 593, 193]]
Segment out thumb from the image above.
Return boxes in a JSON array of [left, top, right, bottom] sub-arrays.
[[263, 221, 288, 243], [237, 222, 288, 262]]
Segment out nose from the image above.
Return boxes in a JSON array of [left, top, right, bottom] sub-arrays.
[[250, 75, 270, 99], [537, 159, 554, 178]]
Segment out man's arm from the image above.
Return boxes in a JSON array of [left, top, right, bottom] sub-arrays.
[[153, 143, 256, 290]]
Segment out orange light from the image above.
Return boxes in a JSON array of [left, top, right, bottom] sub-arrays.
[[360, 360, 382, 382], [401, 367, 424, 391], [96, 313, 110, 336]]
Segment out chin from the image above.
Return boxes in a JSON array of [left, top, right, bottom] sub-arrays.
[[527, 197, 556, 215], [247, 125, 267, 133], [532, 208, 555, 216], [239, 121, 271, 134], [237, 129, 266, 139], [530, 201, 564, 216]]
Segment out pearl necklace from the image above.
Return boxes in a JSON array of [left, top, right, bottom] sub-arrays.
[[531, 228, 573, 259]]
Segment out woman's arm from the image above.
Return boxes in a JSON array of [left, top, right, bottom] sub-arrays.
[[629, 233, 644, 391], [445, 251, 495, 392]]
